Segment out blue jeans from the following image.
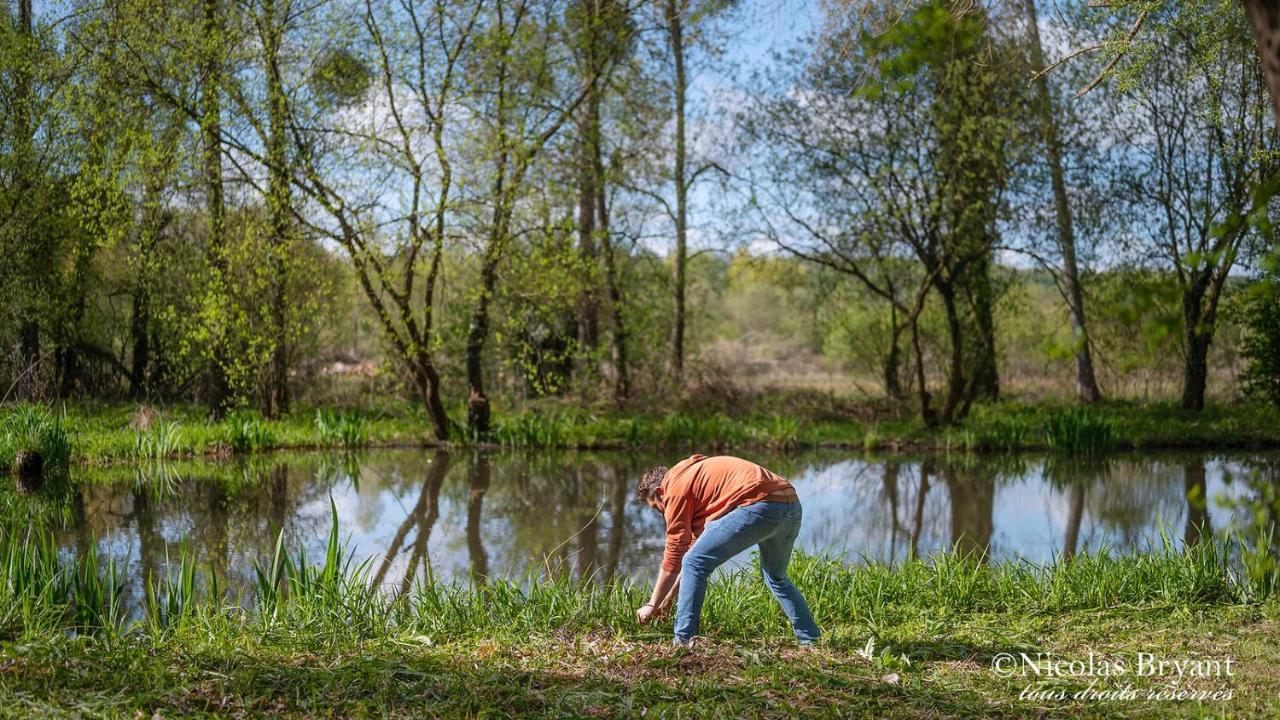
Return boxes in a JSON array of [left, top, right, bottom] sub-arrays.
[[674, 501, 821, 643]]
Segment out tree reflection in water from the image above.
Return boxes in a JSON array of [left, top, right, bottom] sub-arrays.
[[371, 451, 451, 594], [466, 454, 489, 584], [42, 449, 1279, 616]]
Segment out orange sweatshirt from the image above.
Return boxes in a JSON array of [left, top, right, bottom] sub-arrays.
[[659, 455, 794, 572]]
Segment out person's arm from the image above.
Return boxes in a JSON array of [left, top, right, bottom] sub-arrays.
[[654, 575, 680, 615], [636, 567, 679, 624], [637, 484, 694, 624]]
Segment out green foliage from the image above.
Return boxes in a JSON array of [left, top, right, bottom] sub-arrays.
[[971, 415, 1031, 453], [856, 0, 988, 97], [311, 48, 371, 106], [3, 510, 1275, 641], [1241, 272, 1280, 409], [0, 527, 71, 636], [70, 539, 125, 634]]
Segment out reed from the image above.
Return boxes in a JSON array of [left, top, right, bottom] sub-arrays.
[[132, 421, 180, 461], [2, 509, 1274, 644], [1042, 405, 1117, 454], [226, 411, 277, 453], [314, 410, 370, 450]]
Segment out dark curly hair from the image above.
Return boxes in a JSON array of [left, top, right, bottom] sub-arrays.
[[635, 466, 668, 506]]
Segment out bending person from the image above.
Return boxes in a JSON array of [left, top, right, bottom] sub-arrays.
[[634, 454, 821, 645]]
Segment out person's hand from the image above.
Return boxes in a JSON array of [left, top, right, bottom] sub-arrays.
[[636, 603, 656, 624]]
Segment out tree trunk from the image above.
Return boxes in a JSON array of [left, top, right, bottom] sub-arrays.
[[1023, 0, 1102, 404], [202, 0, 231, 416], [909, 315, 936, 427], [129, 282, 150, 398], [13, 0, 39, 401], [598, 162, 629, 401], [575, 86, 601, 379], [466, 249, 501, 436], [414, 356, 452, 442], [939, 284, 967, 424], [969, 254, 1000, 402], [1244, 0, 1280, 126], [665, 0, 688, 382], [467, 455, 490, 583], [1180, 279, 1213, 411], [884, 306, 904, 400], [1181, 329, 1212, 411], [130, 176, 164, 399], [263, 0, 291, 417]]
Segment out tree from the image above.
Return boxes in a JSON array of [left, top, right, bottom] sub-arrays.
[[255, 0, 296, 416], [745, 0, 1018, 425], [4, 0, 43, 399], [1110, 9, 1275, 410], [278, 0, 466, 440], [200, 0, 233, 415], [661, 0, 689, 381], [1020, 0, 1102, 404], [652, 0, 732, 382], [460, 0, 619, 435], [568, 0, 633, 398]]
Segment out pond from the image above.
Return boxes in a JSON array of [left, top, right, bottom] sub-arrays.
[[54, 449, 1276, 611]]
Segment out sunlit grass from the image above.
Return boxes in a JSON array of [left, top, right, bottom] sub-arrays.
[[4, 399, 1280, 469], [1, 505, 1276, 718], [1, 504, 1275, 646]]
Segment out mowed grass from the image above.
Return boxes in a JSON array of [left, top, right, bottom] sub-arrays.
[[1, 507, 1278, 718], [4, 398, 1280, 468]]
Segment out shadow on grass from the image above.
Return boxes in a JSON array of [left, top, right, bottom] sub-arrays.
[[0, 636, 1054, 719]]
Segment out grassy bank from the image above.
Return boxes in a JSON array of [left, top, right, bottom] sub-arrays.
[[3, 399, 1280, 471], [0, 514, 1277, 718]]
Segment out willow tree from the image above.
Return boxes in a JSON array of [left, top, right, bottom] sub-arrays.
[[745, 0, 1019, 425], [265, 0, 475, 440], [459, 0, 620, 435], [1111, 7, 1276, 410]]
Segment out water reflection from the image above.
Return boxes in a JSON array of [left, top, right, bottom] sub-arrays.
[[52, 450, 1274, 609]]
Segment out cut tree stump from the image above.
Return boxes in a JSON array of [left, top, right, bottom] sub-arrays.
[[15, 450, 43, 493]]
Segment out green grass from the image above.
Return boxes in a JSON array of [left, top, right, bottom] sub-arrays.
[[314, 409, 370, 449], [0, 509, 1277, 717], [0, 404, 71, 484], [3, 399, 1280, 470]]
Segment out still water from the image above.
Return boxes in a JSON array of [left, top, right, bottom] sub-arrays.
[[60, 450, 1275, 608]]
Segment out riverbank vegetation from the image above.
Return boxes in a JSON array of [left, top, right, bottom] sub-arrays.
[[0, 506, 1277, 717], [4, 0, 1280, 448], [3, 400, 1280, 473]]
